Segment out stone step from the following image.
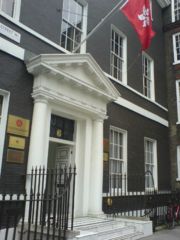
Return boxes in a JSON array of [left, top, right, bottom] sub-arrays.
[[97, 226, 136, 240], [73, 217, 112, 228]]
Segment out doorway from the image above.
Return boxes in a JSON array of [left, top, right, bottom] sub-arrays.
[[47, 142, 74, 169]]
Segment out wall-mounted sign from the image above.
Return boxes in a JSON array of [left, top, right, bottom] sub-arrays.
[[103, 152, 109, 162], [7, 115, 30, 137], [0, 23, 21, 43], [9, 136, 25, 150], [7, 149, 24, 164]]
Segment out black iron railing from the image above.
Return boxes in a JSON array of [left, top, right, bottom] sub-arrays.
[[103, 172, 174, 231], [0, 165, 76, 240]]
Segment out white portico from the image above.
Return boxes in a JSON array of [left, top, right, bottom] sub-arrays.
[[26, 53, 119, 217]]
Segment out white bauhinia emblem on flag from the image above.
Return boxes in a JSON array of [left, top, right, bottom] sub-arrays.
[[138, 6, 150, 27]]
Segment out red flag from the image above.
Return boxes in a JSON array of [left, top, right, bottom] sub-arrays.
[[121, 0, 155, 50]]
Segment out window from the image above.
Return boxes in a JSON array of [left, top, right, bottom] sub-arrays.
[[110, 26, 127, 84], [109, 126, 127, 190], [172, 0, 180, 22], [177, 146, 180, 180], [173, 33, 180, 63], [142, 53, 155, 100], [0, 90, 10, 175], [176, 80, 180, 122], [0, 0, 21, 19], [60, 0, 87, 53], [144, 138, 157, 190]]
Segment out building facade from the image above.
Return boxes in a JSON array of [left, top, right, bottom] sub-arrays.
[[0, 0, 173, 219]]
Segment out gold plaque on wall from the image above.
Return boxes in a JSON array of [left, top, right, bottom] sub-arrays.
[[7, 115, 30, 137], [9, 136, 25, 150], [103, 152, 109, 162], [7, 149, 24, 164]]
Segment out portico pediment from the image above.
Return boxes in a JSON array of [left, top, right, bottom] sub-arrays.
[[26, 53, 120, 118], [26, 53, 119, 100]]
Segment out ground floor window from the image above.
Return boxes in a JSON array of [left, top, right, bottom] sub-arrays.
[[109, 126, 127, 190], [177, 146, 180, 180], [144, 138, 158, 190], [0, 90, 10, 174]]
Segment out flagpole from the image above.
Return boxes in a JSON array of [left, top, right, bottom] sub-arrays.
[[72, 0, 128, 53]]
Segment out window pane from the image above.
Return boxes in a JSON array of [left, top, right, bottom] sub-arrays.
[[1, 0, 14, 17], [111, 29, 124, 82], [145, 139, 155, 188], [61, 0, 84, 52]]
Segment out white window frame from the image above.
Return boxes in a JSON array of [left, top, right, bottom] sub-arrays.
[[0, 90, 10, 175], [176, 80, 180, 123], [172, 0, 180, 22], [110, 25, 127, 85], [144, 137, 158, 190], [109, 126, 127, 193], [176, 146, 180, 181], [142, 52, 155, 101], [60, 0, 88, 53], [0, 0, 21, 20], [173, 33, 180, 64]]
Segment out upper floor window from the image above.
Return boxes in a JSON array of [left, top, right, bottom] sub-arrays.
[[173, 33, 180, 63], [176, 80, 180, 122], [144, 138, 158, 190], [60, 0, 87, 53], [142, 53, 155, 100], [172, 0, 180, 22], [109, 126, 127, 191], [0, 0, 21, 20], [110, 26, 127, 84]]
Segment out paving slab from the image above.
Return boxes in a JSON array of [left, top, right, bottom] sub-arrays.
[[141, 226, 180, 240]]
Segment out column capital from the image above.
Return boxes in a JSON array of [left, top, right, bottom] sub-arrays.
[[32, 93, 49, 104]]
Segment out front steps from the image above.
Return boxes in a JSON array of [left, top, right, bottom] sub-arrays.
[[68, 216, 152, 240]]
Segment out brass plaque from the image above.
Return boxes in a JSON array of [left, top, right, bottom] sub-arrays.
[[7, 115, 30, 137], [7, 149, 24, 164], [9, 136, 25, 150], [103, 152, 109, 162]]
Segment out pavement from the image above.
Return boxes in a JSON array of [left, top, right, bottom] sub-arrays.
[[141, 226, 180, 240]]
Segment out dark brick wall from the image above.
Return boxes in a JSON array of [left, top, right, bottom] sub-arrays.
[[0, 52, 33, 192], [103, 102, 171, 192], [164, 21, 180, 189]]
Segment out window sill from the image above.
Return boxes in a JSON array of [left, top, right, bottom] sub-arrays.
[[173, 61, 180, 65]]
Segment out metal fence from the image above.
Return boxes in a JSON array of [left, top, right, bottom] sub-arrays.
[[103, 172, 175, 231], [0, 165, 76, 240]]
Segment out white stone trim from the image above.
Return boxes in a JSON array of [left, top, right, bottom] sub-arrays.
[[0, 89, 10, 175], [0, 11, 70, 54], [115, 97, 169, 127], [173, 33, 180, 64], [0, 36, 24, 59], [105, 72, 168, 112]]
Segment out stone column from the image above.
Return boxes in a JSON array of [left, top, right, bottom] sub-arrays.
[[27, 96, 49, 172], [88, 118, 104, 215]]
